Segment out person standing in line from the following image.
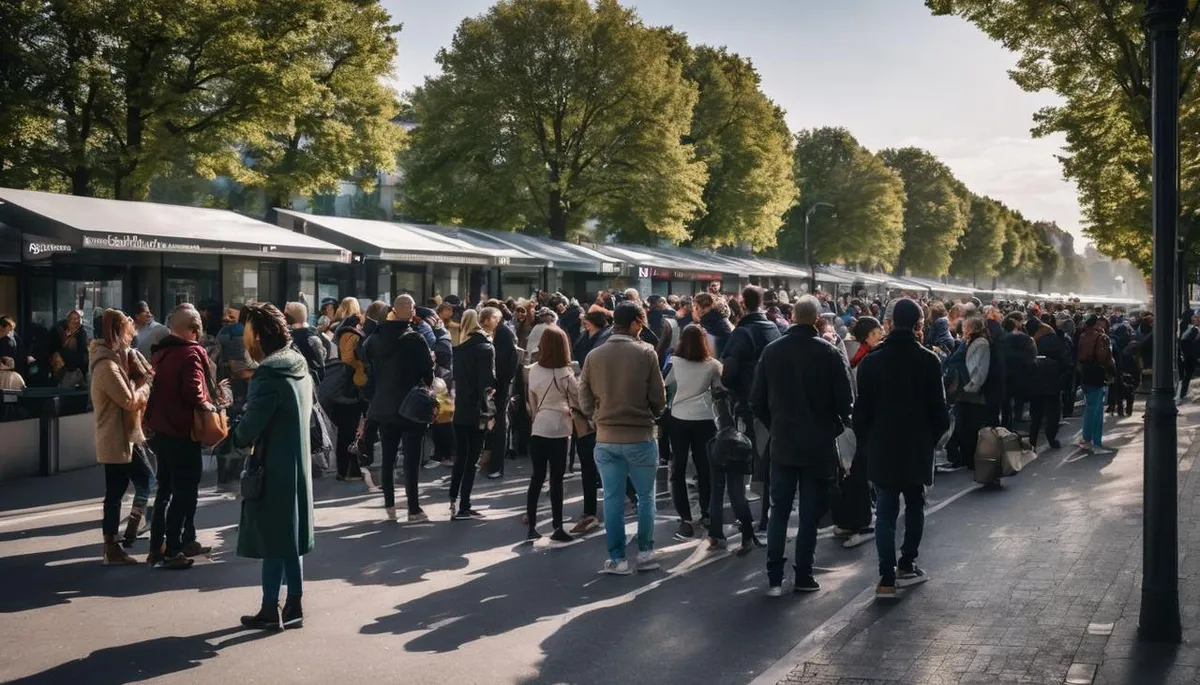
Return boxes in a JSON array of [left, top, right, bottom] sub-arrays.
[[665, 324, 722, 541], [693, 292, 733, 358], [89, 309, 153, 565], [285, 302, 328, 382], [948, 317, 994, 473], [579, 302, 666, 575], [363, 295, 434, 523], [751, 295, 852, 596], [854, 299, 948, 600], [418, 306, 456, 469], [144, 305, 224, 569], [719, 285, 781, 532], [131, 301, 170, 361], [485, 301, 519, 479], [234, 304, 315, 631], [1076, 315, 1114, 451], [831, 316, 882, 548], [1027, 316, 1069, 451], [1180, 314, 1200, 399], [449, 308, 499, 520], [329, 298, 367, 481], [524, 326, 579, 543], [572, 311, 610, 364]]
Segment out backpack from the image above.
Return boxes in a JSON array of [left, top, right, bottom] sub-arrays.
[[942, 340, 970, 403]]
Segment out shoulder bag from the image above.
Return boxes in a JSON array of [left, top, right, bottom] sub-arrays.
[[399, 383, 438, 425], [238, 443, 265, 501], [191, 359, 229, 447]]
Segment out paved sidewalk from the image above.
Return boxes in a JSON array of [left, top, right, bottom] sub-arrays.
[[767, 402, 1200, 685]]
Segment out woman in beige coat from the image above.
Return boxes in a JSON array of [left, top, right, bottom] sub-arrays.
[[90, 309, 153, 565]]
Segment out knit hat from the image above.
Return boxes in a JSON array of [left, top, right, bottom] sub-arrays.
[[891, 299, 922, 330]]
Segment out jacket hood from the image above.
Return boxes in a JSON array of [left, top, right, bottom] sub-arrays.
[[256, 347, 309, 379], [150, 333, 201, 358], [700, 309, 734, 337], [88, 339, 123, 367]]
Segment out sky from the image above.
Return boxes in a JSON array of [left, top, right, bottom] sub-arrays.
[[383, 0, 1085, 253]]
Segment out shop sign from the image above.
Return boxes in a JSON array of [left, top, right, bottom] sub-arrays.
[[638, 265, 722, 280], [600, 262, 619, 274], [23, 235, 74, 260], [495, 256, 511, 266], [82, 233, 205, 252]]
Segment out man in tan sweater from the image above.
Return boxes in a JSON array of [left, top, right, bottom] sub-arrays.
[[579, 301, 666, 575]]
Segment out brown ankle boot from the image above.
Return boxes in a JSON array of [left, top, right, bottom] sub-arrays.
[[102, 535, 138, 566], [122, 507, 144, 548]]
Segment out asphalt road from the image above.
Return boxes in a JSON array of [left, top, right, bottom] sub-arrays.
[[0, 407, 1157, 685]]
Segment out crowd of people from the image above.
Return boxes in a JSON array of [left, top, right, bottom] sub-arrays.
[[10, 278, 1196, 629]]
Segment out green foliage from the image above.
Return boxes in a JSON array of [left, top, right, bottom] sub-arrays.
[[927, 0, 1200, 274], [400, 0, 707, 241], [781, 127, 906, 271], [878, 147, 968, 277], [682, 46, 796, 250], [950, 194, 1007, 285], [0, 0, 404, 203]]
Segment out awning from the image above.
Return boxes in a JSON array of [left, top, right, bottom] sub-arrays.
[[596, 244, 730, 280], [451, 229, 622, 275], [420, 227, 548, 268], [0, 188, 349, 262], [275, 209, 493, 266]]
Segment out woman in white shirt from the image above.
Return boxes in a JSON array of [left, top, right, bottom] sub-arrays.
[[665, 324, 723, 541], [525, 325, 580, 543]]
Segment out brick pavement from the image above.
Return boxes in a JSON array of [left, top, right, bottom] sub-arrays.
[[771, 402, 1200, 685]]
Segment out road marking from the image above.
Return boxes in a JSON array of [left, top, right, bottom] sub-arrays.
[[746, 480, 981, 685]]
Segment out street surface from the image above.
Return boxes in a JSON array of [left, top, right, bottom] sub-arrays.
[[0, 403, 1195, 685]]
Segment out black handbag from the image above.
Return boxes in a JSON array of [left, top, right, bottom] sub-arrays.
[[239, 444, 265, 501], [399, 383, 438, 425]]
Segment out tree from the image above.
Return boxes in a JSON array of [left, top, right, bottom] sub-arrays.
[[780, 127, 906, 271], [951, 194, 1007, 286], [682, 46, 795, 249], [878, 147, 968, 277], [0, 0, 404, 202], [926, 0, 1200, 275], [1027, 222, 1062, 293], [400, 0, 707, 241]]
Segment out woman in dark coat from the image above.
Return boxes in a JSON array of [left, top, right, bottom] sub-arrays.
[[234, 303, 315, 631], [449, 308, 498, 520]]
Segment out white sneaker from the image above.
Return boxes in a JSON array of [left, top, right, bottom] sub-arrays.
[[385, 506, 398, 522], [599, 559, 632, 575], [766, 585, 783, 597], [422, 460, 440, 470], [636, 550, 660, 571], [843, 531, 876, 549]]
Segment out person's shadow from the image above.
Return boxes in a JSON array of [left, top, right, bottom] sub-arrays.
[[8, 626, 275, 684]]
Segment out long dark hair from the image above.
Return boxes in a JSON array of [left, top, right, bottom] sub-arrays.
[[676, 324, 711, 362], [243, 303, 290, 359]]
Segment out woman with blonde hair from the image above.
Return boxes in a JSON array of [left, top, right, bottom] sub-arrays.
[[330, 297, 367, 481], [90, 309, 153, 565]]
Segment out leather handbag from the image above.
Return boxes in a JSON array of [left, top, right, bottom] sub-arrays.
[[191, 367, 229, 447], [238, 444, 264, 501], [399, 383, 438, 425]]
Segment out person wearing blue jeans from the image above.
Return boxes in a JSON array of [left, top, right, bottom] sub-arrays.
[[595, 440, 659, 566], [873, 486, 925, 587], [765, 464, 830, 589], [1081, 385, 1106, 448]]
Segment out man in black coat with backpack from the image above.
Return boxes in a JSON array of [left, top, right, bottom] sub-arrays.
[[854, 298, 949, 601]]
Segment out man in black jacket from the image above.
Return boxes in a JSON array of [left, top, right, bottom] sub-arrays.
[[1026, 317, 1069, 451], [720, 286, 782, 529], [363, 295, 434, 523], [999, 312, 1037, 428], [485, 302, 520, 478], [854, 298, 949, 600], [285, 302, 328, 382], [750, 295, 852, 596]]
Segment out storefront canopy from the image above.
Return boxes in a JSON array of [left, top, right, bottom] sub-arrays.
[[596, 243, 729, 281], [275, 209, 493, 266], [0, 188, 349, 262], [452, 229, 622, 276], [418, 226, 549, 268]]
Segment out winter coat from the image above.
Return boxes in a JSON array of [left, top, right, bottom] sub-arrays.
[[431, 325, 454, 384], [145, 335, 210, 440], [749, 324, 853, 478], [290, 326, 329, 382], [699, 308, 734, 358], [334, 317, 367, 389], [363, 320, 434, 424], [999, 330, 1037, 398], [558, 305, 583, 346], [89, 341, 151, 464], [453, 332, 498, 427], [720, 311, 781, 407], [1077, 326, 1114, 388], [853, 329, 949, 489], [574, 328, 606, 364], [492, 319, 519, 388], [1031, 323, 1070, 396], [961, 337, 992, 402], [234, 347, 315, 560], [928, 317, 955, 357]]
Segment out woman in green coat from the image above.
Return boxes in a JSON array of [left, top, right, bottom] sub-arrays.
[[234, 303, 315, 631]]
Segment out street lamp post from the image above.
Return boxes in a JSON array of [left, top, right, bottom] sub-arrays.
[[1139, 0, 1185, 644], [804, 202, 836, 293]]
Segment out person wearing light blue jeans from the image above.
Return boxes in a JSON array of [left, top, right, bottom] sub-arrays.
[[1081, 385, 1106, 448], [595, 440, 658, 563]]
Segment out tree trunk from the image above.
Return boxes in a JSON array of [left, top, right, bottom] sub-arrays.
[[548, 188, 567, 241], [70, 167, 91, 197]]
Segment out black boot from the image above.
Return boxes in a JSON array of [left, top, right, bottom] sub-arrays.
[[240, 602, 282, 631], [281, 596, 304, 629]]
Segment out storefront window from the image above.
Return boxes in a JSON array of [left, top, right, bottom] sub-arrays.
[[393, 267, 424, 299], [164, 253, 219, 311], [500, 269, 540, 299], [434, 266, 463, 300], [375, 264, 392, 303], [57, 278, 122, 339]]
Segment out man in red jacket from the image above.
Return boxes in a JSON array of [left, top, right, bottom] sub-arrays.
[[145, 305, 217, 569]]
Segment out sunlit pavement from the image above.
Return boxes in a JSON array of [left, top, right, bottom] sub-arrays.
[[0, 403, 1194, 685]]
